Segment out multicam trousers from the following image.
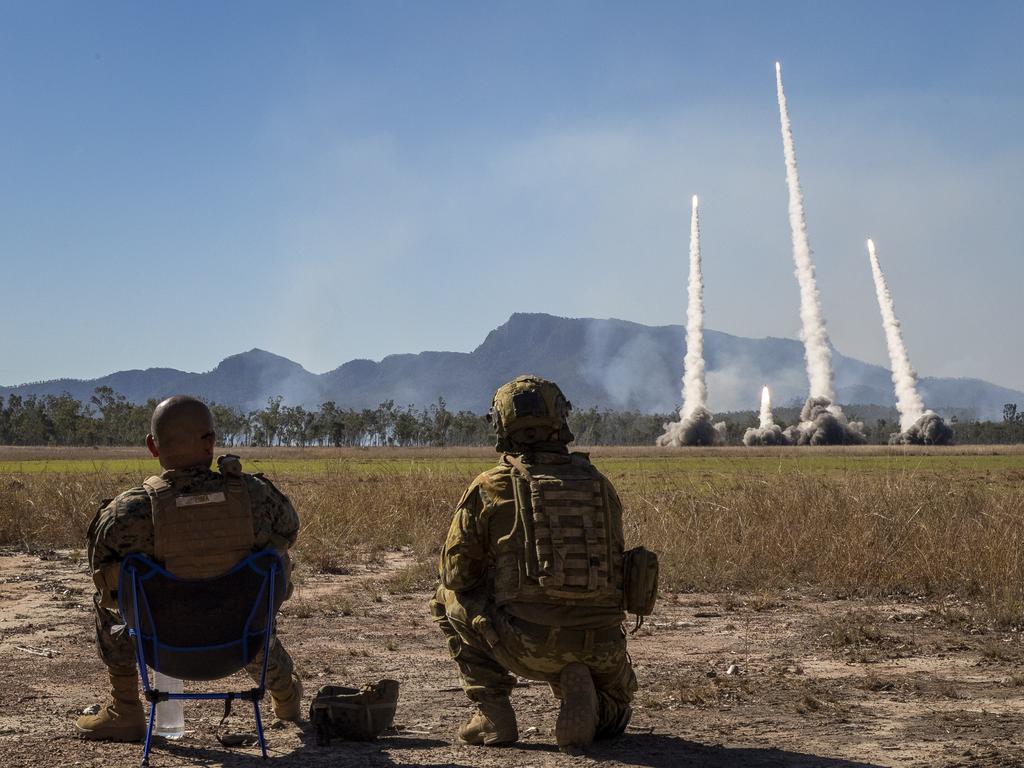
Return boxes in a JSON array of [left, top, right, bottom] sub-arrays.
[[430, 585, 637, 738]]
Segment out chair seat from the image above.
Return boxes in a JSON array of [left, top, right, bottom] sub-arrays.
[[118, 550, 287, 764]]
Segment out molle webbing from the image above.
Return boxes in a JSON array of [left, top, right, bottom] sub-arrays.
[[504, 454, 614, 604], [146, 474, 255, 579]]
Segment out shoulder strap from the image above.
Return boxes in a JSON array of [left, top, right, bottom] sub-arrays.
[[142, 475, 172, 495], [503, 453, 533, 481], [143, 475, 176, 564]]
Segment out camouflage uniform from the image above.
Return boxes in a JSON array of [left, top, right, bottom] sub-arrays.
[[87, 463, 300, 690], [430, 449, 637, 738]]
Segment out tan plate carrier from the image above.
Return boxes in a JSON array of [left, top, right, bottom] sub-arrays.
[[145, 472, 255, 579]]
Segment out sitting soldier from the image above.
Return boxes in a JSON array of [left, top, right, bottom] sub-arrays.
[[76, 395, 302, 741], [430, 375, 637, 751]]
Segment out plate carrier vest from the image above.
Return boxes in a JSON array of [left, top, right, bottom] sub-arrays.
[[144, 461, 255, 579], [494, 453, 623, 609]]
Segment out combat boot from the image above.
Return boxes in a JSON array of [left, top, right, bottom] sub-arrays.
[[75, 668, 147, 742], [270, 674, 303, 721], [458, 694, 518, 746], [555, 662, 598, 752]]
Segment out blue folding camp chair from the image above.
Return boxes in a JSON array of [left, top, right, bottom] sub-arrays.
[[118, 549, 287, 766]]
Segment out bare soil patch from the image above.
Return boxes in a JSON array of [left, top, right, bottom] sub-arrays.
[[3, 550, 1024, 768]]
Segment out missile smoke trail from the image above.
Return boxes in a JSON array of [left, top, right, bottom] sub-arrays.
[[743, 385, 790, 446], [658, 195, 725, 447], [758, 385, 773, 429], [775, 62, 864, 445], [681, 194, 706, 421], [776, 61, 835, 404], [867, 238, 924, 431], [867, 238, 954, 445]]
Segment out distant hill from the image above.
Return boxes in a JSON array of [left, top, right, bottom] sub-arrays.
[[2, 313, 1020, 419]]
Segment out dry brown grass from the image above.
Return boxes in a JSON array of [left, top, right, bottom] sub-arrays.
[[627, 472, 1024, 624], [2, 448, 1024, 624]]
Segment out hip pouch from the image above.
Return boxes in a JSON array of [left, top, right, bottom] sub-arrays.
[[622, 546, 659, 631]]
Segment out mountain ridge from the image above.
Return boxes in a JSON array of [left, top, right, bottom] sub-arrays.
[[2, 313, 1020, 419]]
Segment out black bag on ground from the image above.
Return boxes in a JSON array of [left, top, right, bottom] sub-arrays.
[[309, 679, 400, 744]]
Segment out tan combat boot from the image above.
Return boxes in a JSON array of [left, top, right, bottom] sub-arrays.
[[555, 662, 598, 752], [270, 674, 303, 721], [75, 668, 147, 742], [458, 695, 518, 746]]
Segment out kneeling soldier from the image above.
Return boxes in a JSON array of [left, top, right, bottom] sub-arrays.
[[430, 376, 637, 751]]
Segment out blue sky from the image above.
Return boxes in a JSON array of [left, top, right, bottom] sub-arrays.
[[1, 1, 1022, 393]]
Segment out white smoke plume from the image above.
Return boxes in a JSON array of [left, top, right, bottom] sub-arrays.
[[867, 238, 925, 431], [743, 385, 790, 446], [775, 62, 865, 445], [758, 384, 773, 429], [867, 238, 953, 445], [658, 195, 725, 447]]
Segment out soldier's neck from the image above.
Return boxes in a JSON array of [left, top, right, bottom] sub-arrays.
[[161, 461, 214, 477], [509, 443, 571, 462]]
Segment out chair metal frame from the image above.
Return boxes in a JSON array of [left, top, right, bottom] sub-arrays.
[[118, 550, 284, 766]]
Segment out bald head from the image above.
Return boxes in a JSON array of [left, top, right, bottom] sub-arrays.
[[146, 396, 216, 470]]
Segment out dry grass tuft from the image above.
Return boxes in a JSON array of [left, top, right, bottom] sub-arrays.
[[627, 472, 1024, 626]]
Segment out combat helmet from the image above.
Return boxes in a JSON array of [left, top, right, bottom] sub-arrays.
[[487, 375, 574, 451]]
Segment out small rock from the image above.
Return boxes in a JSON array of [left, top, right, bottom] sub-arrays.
[[726, 664, 741, 676], [81, 704, 101, 715]]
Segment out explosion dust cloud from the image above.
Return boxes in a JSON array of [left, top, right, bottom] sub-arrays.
[[658, 195, 726, 447], [783, 396, 867, 446]]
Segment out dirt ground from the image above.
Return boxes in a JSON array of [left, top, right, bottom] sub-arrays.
[[3, 549, 1024, 768]]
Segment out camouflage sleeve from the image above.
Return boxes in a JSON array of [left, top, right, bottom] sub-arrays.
[[87, 488, 153, 609], [439, 478, 488, 593], [88, 488, 154, 566], [248, 474, 300, 551]]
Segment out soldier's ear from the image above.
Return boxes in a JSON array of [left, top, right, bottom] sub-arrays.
[[146, 434, 160, 459]]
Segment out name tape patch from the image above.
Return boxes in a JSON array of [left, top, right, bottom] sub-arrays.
[[176, 491, 227, 508]]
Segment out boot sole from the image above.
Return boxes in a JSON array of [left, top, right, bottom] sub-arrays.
[[74, 725, 146, 742], [555, 663, 598, 751]]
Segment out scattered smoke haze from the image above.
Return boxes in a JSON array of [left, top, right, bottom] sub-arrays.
[[775, 62, 865, 445], [580, 323, 677, 412], [658, 196, 726, 446], [743, 385, 790, 446], [867, 238, 954, 445]]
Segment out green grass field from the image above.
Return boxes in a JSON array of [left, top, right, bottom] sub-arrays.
[[2, 445, 1022, 488]]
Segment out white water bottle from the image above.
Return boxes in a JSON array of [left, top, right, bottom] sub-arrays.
[[153, 672, 185, 739]]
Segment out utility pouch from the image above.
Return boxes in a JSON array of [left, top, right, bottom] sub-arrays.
[[471, 614, 501, 648], [622, 546, 659, 632], [92, 564, 122, 610]]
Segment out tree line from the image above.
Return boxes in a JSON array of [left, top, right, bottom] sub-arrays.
[[1, 387, 1023, 447]]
